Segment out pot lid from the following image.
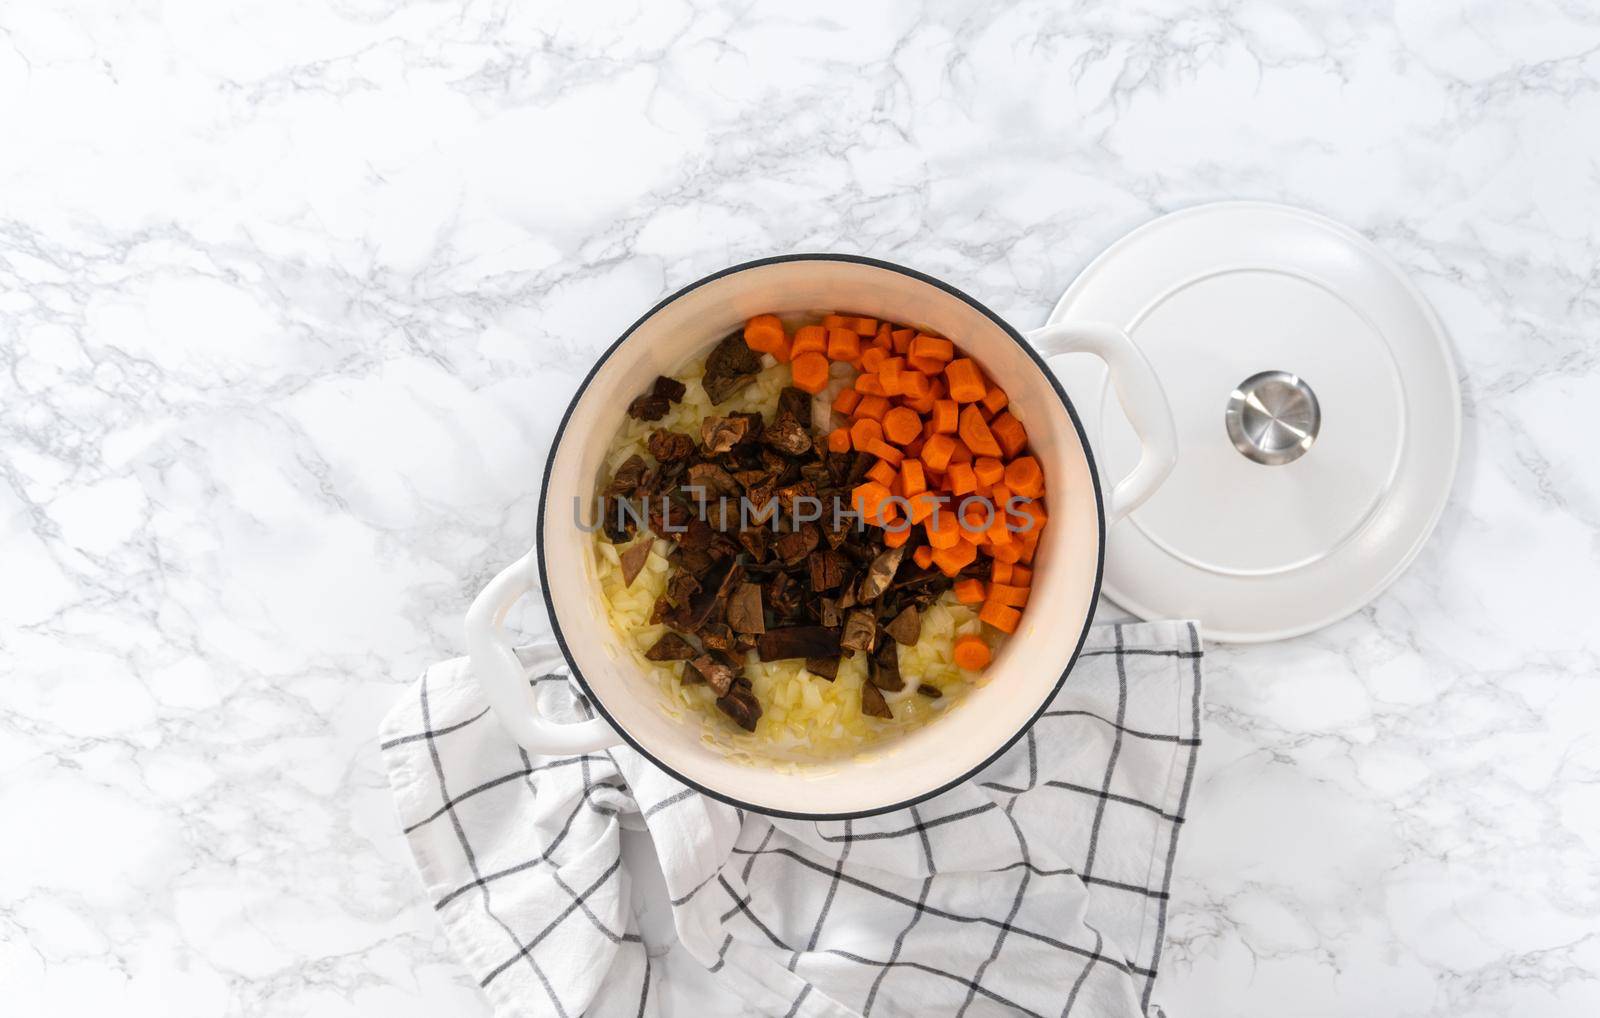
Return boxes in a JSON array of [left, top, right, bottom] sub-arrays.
[[1048, 201, 1460, 642]]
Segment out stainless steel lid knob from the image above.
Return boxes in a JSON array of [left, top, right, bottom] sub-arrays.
[[1225, 370, 1320, 466]]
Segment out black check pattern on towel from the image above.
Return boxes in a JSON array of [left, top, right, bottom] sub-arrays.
[[381, 621, 1202, 1018]]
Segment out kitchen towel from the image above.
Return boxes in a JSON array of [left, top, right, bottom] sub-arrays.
[[381, 620, 1202, 1018]]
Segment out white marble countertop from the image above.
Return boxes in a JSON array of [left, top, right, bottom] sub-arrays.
[[3, 2, 1598, 1016]]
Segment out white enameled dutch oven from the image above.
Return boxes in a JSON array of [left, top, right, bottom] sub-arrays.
[[467, 255, 1177, 819]]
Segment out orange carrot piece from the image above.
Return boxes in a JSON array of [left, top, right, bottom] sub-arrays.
[[909, 334, 954, 362], [991, 541, 1022, 564], [873, 322, 894, 352], [882, 523, 911, 548], [791, 352, 830, 393], [990, 560, 1014, 584], [882, 406, 922, 445], [891, 328, 915, 354], [920, 433, 957, 472], [867, 459, 897, 487], [959, 405, 1003, 458], [978, 601, 1021, 633], [866, 439, 904, 466], [823, 314, 848, 330], [744, 314, 786, 353], [932, 399, 960, 434], [990, 412, 1028, 458], [1011, 564, 1032, 586], [855, 394, 890, 421], [947, 438, 972, 464], [947, 461, 977, 496], [850, 316, 877, 337], [832, 388, 862, 415], [827, 328, 861, 361], [945, 358, 987, 403], [931, 540, 978, 576], [953, 578, 987, 604], [850, 417, 883, 452], [1004, 455, 1044, 498], [902, 436, 926, 459], [852, 481, 895, 524], [878, 357, 905, 396], [913, 546, 934, 570], [974, 456, 1005, 486], [925, 509, 960, 549], [900, 459, 927, 496], [860, 347, 888, 374], [953, 634, 992, 670], [899, 371, 933, 401], [904, 354, 943, 375], [990, 583, 1030, 607], [854, 373, 887, 395], [986, 513, 1013, 547], [791, 325, 827, 357], [906, 490, 940, 524], [827, 427, 851, 453], [981, 385, 1009, 415]]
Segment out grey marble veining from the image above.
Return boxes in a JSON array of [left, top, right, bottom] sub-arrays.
[[2, 2, 1597, 1015]]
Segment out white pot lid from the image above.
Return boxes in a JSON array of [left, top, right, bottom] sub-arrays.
[[1049, 201, 1460, 643]]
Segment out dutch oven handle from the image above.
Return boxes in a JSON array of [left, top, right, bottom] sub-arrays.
[[465, 551, 623, 754], [1025, 322, 1178, 523]]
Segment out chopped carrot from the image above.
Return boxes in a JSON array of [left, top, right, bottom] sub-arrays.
[[932, 399, 959, 434], [990, 411, 1028, 458], [905, 354, 944, 375], [866, 439, 904, 466], [978, 601, 1021, 633], [792, 325, 827, 358], [900, 459, 927, 496], [959, 405, 1003, 457], [791, 352, 830, 394], [909, 334, 954, 361], [990, 541, 1022, 564], [882, 523, 912, 548], [906, 490, 940, 523], [981, 386, 1009, 415], [867, 460, 897, 487], [925, 508, 960, 549], [873, 323, 894, 352], [953, 578, 987, 604], [878, 356, 905, 396], [850, 417, 883, 452], [827, 427, 851, 453], [826, 328, 861, 361], [990, 560, 1014, 584], [901, 391, 938, 416], [855, 394, 890, 421], [990, 583, 1030, 607], [744, 314, 786, 355], [947, 438, 971, 464], [849, 316, 876, 336], [852, 481, 896, 525], [920, 433, 957, 472], [1011, 565, 1032, 586], [860, 347, 888, 374], [1004, 455, 1044, 498], [854, 373, 887, 395], [823, 314, 848, 330], [913, 546, 934, 570], [974, 456, 1005, 486], [931, 540, 978, 576], [902, 435, 926, 459], [882, 406, 922, 445], [945, 358, 987, 403], [891, 328, 915, 354], [986, 513, 1013, 547], [899, 371, 933, 401], [1017, 531, 1039, 564], [832, 388, 861, 415], [953, 634, 992, 670], [947, 461, 977, 495]]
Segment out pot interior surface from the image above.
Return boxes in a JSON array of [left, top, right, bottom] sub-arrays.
[[540, 257, 1102, 816]]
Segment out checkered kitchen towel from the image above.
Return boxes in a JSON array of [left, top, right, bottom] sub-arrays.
[[381, 621, 1202, 1018]]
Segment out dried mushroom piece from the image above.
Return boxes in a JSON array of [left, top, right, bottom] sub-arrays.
[[690, 654, 737, 696], [804, 657, 840, 681], [651, 375, 687, 403], [840, 608, 877, 656], [777, 386, 811, 423], [857, 544, 906, 603], [868, 640, 903, 691], [619, 538, 653, 588], [700, 415, 750, 454], [699, 623, 734, 652], [604, 454, 648, 497], [916, 683, 942, 699], [648, 429, 695, 462], [807, 550, 845, 592], [717, 684, 762, 731], [701, 333, 762, 404], [727, 582, 766, 634], [644, 632, 696, 661], [763, 414, 812, 456], [756, 626, 841, 661], [861, 681, 893, 719], [884, 605, 921, 646], [774, 525, 820, 566]]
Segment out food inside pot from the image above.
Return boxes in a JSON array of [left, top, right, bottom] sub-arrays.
[[592, 312, 1047, 759]]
